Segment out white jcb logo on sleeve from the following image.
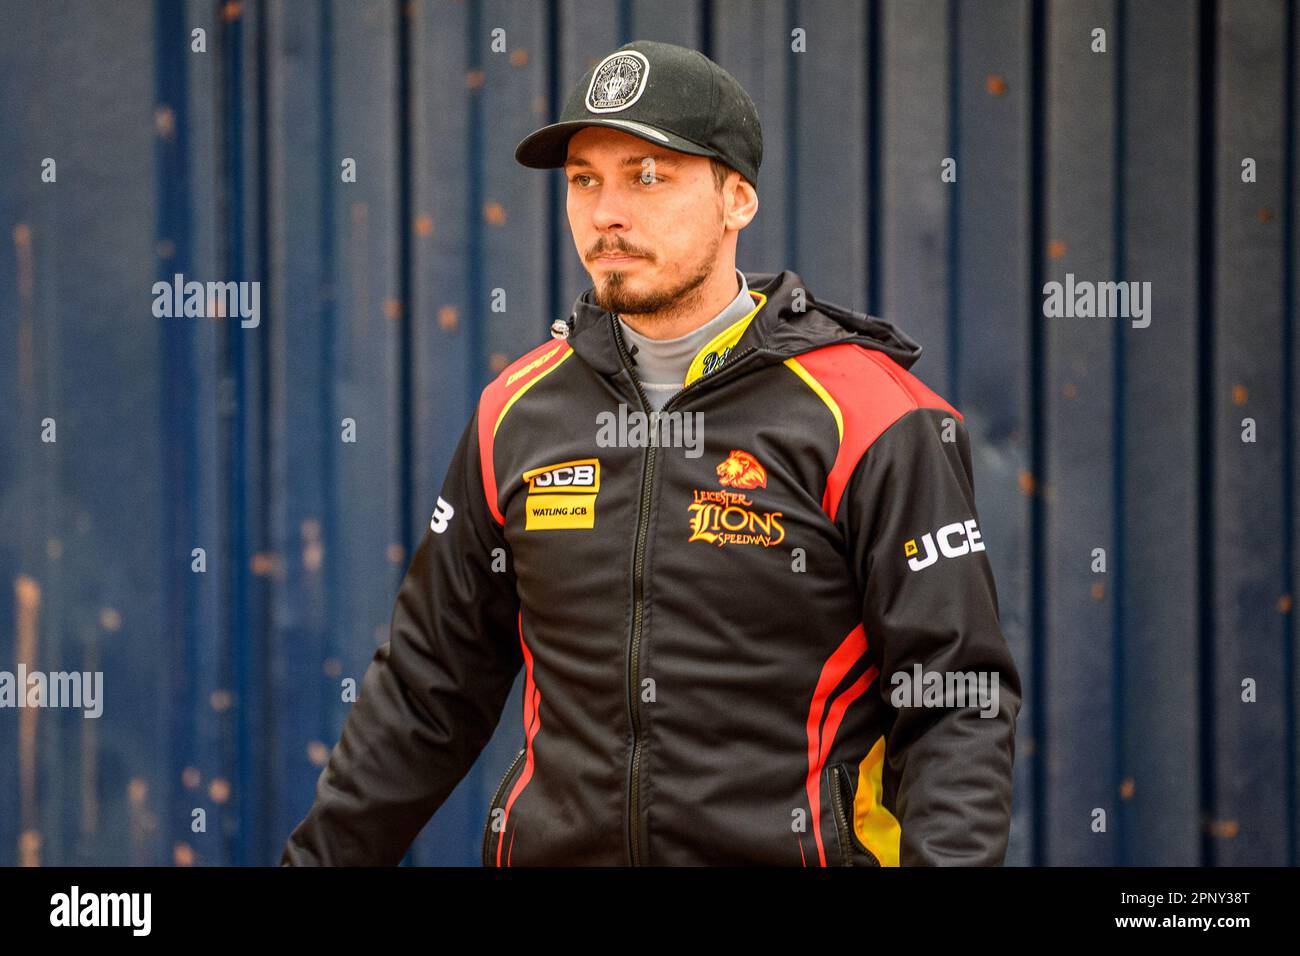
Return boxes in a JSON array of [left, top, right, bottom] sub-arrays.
[[904, 519, 984, 571], [429, 496, 455, 534]]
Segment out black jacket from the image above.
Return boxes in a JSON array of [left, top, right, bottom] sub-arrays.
[[281, 269, 1022, 866]]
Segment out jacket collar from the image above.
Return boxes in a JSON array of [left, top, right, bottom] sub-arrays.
[[556, 268, 923, 380]]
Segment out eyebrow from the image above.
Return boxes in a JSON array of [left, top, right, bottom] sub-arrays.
[[564, 152, 685, 170]]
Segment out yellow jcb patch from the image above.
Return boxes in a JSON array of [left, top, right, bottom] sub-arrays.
[[522, 458, 600, 530]]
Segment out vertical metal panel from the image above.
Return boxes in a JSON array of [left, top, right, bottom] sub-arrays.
[[76, 0, 168, 867], [0, 0, 22, 870], [788, 0, 869, 302], [630, 0, 700, 46], [179, 0, 227, 867], [264, 0, 335, 868], [0, 0, 53, 869], [217, 0, 276, 867], [243, 0, 277, 867], [0, 0, 165, 866], [879, 0, 950, 366], [408, 0, 490, 866], [1120, 0, 1202, 865], [322, 0, 405, 867], [480, 1, 553, 367], [72, 0, 165, 868], [713, 0, 790, 273], [1041, 0, 1118, 865], [411, 0, 476, 521], [1289, 0, 1300, 869], [1212, 0, 1290, 865], [952, 0, 1037, 866]]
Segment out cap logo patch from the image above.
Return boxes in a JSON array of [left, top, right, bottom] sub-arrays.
[[586, 50, 650, 113]]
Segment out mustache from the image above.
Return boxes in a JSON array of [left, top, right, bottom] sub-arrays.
[[590, 243, 650, 259]]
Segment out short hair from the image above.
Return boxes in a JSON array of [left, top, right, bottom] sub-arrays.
[[708, 156, 751, 193]]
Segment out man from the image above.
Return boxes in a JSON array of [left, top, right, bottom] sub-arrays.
[[282, 39, 1021, 867]]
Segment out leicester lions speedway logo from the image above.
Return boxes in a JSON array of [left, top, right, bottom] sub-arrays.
[[716, 449, 767, 489], [688, 450, 784, 548]]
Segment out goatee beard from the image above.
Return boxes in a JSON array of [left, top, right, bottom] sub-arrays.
[[593, 261, 712, 317]]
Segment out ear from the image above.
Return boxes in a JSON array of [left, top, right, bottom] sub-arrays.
[[724, 177, 759, 231]]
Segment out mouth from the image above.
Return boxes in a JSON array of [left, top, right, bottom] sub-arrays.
[[594, 253, 643, 264]]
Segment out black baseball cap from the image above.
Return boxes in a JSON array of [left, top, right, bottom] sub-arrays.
[[514, 39, 762, 188]]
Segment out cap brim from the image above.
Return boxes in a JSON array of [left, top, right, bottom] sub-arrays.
[[515, 118, 718, 169]]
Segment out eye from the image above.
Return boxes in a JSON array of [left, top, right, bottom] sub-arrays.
[[569, 173, 595, 187], [637, 171, 662, 185]]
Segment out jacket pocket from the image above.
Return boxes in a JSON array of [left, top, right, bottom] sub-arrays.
[[481, 747, 527, 867], [826, 762, 881, 867]]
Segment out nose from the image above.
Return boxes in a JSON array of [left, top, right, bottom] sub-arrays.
[[589, 181, 632, 234]]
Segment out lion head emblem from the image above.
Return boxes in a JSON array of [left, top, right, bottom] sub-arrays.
[[716, 450, 767, 489]]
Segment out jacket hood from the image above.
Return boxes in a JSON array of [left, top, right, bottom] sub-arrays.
[[557, 268, 923, 378]]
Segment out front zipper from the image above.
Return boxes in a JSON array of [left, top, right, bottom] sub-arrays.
[[612, 318, 655, 867], [830, 763, 881, 867], [481, 747, 526, 866], [611, 317, 764, 866]]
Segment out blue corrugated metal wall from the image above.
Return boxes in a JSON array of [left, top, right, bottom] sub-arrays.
[[0, 0, 1296, 866]]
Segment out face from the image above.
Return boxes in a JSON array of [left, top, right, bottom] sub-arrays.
[[564, 126, 755, 316]]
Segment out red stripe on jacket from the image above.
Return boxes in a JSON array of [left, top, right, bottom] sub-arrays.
[[476, 339, 573, 525], [804, 622, 878, 866], [793, 344, 962, 523]]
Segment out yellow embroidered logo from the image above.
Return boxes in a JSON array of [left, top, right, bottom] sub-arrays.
[[522, 458, 600, 530], [506, 344, 562, 386], [687, 450, 784, 548]]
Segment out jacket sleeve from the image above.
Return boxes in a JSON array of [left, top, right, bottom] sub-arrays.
[[280, 406, 523, 865], [835, 406, 1022, 865]]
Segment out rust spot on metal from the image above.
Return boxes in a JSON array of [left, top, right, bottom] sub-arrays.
[[250, 551, 281, 576], [154, 105, 176, 141], [19, 831, 41, 867], [308, 741, 330, 766], [1203, 816, 1239, 839]]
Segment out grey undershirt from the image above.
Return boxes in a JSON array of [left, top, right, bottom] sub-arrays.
[[616, 269, 753, 412]]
